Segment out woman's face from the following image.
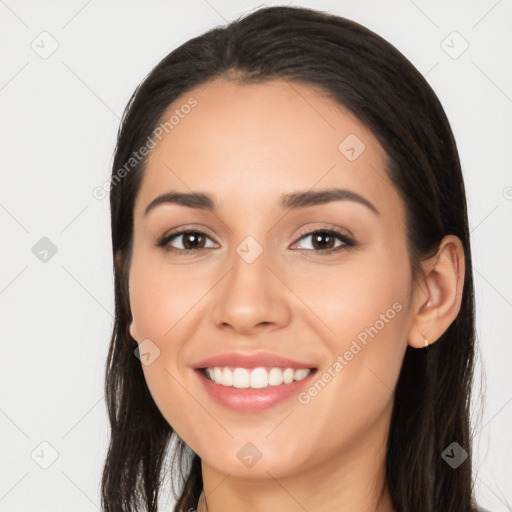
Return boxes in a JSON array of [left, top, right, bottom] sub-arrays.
[[128, 78, 420, 479]]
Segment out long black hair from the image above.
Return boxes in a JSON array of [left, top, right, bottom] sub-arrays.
[[102, 5, 478, 511]]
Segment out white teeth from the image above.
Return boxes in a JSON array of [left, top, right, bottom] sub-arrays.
[[283, 368, 294, 384], [268, 368, 283, 386], [232, 368, 250, 388], [213, 367, 222, 384], [204, 366, 312, 388], [294, 368, 310, 381], [222, 367, 233, 386], [250, 367, 268, 389]]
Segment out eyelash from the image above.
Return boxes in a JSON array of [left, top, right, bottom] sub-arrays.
[[156, 225, 356, 257]]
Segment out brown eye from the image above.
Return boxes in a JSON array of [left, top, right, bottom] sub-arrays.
[[177, 232, 207, 250], [158, 230, 218, 254], [294, 229, 355, 254]]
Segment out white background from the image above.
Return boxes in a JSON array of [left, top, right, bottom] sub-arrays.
[[0, 0, 511, 510]]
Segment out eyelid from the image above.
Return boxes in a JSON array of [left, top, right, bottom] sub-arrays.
[[293, 222, 354, 241], [158, 224, 218, 243]]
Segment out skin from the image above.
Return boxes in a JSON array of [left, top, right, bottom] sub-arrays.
[[127, 77, 465, 512]]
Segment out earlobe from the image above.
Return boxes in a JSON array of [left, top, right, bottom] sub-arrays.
[[408, 235, 465, 349], [129, 319, 138, 343]]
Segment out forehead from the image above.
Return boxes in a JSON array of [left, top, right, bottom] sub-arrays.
[[134, 78, 401, 220]]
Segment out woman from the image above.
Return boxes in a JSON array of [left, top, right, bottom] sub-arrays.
[[102, 5, 484, 511]]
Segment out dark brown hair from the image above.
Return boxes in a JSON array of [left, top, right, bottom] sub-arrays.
[[102, 5, 478, 511]]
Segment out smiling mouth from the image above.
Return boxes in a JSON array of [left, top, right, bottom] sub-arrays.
[[199, 366, 318, 389]]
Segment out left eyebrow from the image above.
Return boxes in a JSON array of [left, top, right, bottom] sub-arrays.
[[144, 187, 380, 216], [280, 188, 380, 215]]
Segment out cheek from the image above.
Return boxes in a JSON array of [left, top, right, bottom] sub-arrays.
[[128, 251, 211, 340], [291, 247, 411, 348], [128, 253, 212, 439], [291, 249, 412, 422]]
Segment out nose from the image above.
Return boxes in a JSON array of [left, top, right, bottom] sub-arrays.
[[211, 245, 292, 335]]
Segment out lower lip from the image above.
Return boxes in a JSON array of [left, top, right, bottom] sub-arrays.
[[195, 369, 317, 412]]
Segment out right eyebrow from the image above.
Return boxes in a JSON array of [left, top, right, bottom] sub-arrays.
[[145, 192, 216, 216]]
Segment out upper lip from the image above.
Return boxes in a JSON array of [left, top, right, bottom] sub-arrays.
[[192, 351, 317, 370]]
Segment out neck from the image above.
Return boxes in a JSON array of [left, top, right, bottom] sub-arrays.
[[196, 404, 395, 512]]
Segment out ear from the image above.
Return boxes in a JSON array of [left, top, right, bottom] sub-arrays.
[[115, 249, 138, 341], [408, 235, 465, 349], [129, 318, 139, 343]]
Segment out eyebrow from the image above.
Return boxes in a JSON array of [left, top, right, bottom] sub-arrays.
[[144, 188, 380, 216]]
